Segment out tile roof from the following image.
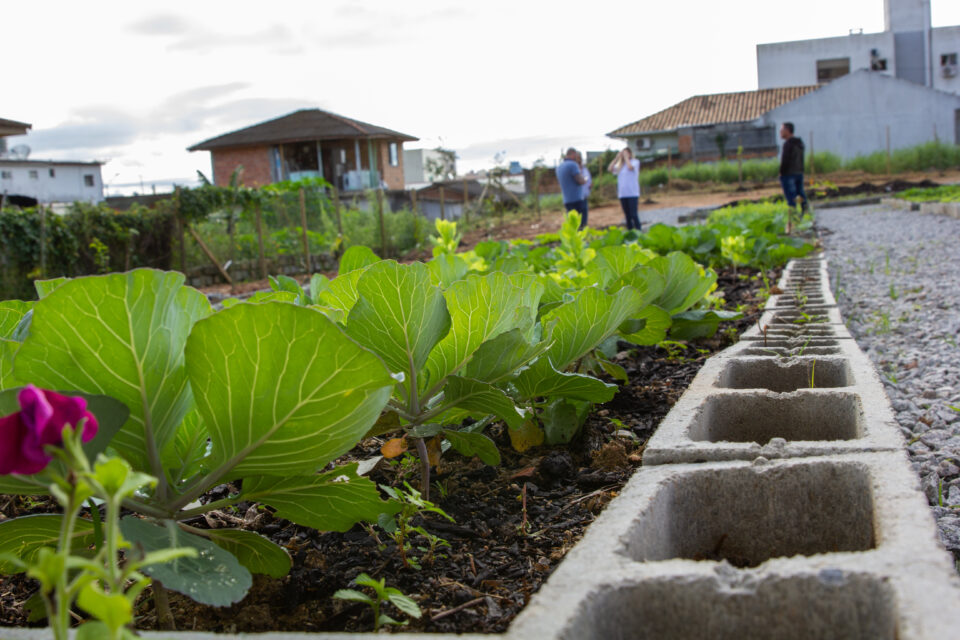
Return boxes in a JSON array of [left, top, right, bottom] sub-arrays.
[[608, 86, 821, 136], [188, 109, 417, 151]]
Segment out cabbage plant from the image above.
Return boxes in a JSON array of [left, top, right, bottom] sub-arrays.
[[0, 269, 399, 609]]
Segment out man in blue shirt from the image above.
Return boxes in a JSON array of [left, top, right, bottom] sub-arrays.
[[556, 147, 587, 228]]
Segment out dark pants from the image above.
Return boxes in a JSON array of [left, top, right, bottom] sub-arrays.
[[564, 199, 588, 228], [620, 196, 641, 230], [779, 174, 808, 210]]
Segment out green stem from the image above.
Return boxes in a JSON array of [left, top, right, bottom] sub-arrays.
[[53, 490, 81, 640]]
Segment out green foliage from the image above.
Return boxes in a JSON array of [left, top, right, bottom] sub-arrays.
[[1, 269, 399, 609], [897, 184, 960, 202], [334, 572, 422, 632], [0, 203, 173, 300]]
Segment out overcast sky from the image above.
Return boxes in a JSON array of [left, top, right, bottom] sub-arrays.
[[5, 0, 960, 195]]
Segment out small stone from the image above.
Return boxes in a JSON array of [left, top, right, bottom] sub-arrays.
[[922, 389, 938, 399], [939, 459, 960, 478]]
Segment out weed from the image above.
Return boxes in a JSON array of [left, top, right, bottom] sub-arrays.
[[334, 573, 422, 632], [888, 283, 898, 300], [378, 482, 454, 569]]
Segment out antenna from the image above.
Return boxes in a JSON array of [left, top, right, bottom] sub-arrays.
[[9, 145, 31, 160]]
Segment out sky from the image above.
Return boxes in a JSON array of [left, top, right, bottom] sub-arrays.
[[4, 0, 960, 195]]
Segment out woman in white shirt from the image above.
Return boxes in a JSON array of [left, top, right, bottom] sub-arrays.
[[608, 148, 642, 231]]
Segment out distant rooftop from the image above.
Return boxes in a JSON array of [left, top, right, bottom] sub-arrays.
[[188, 108, 418, 152], [608, 86, 820, 136], [0, 117, 31, 137]]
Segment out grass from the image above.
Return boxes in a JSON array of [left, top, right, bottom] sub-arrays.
[[636, 141, 960, 188]]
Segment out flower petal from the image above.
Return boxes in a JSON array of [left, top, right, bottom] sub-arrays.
[[0, 411, 49, 475]]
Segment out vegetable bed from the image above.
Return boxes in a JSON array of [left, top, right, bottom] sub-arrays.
[[0, 266, 771, 634]]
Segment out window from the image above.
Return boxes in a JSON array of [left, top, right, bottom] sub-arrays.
[[388, 142, 399, 167], [942, 53, 958, 66], [870, 58, 887, 71], [83, 174, 95, 187], [29, 170, 38, 179], [49, 168, 55, 178], [1, 170, 11, 180], [816, 58, 850, 82]]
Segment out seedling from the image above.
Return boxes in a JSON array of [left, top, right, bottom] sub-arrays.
[[333, 572, 422, 632], [809, 359, 816, 389], [888, 283, 899, 300], [378, 482, 454, 569]]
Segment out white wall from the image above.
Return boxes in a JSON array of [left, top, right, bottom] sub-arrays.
[[885, 0, 928, 32], [0, 162, 104, 204], [932, 26, 960, 93], [757, 32, 894, 89], [761, 70, 960, 158]]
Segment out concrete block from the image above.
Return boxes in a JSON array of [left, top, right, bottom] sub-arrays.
[[642, 349, 902, 464], [740, 320, 853, 341], [511, 453, 960, 640]]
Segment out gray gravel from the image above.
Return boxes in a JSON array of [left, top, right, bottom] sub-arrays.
[[819, 204, 960, 569]]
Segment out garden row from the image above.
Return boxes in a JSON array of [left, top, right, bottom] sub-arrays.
[[0, 203, 812, 637]]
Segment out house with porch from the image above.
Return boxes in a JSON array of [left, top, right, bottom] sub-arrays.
[[188, 109, 417, 191]]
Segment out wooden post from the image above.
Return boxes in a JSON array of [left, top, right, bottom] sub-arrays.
[[737, 136, 743, 188], [254, 201, 267, 280], [39, 203, 46, 278], [411, 188, 418, 215], [809, 131, 815, 180], [186, 224, 232, 285], [886, 126, 892, 176], [175, 187, 186, 274], [439, 186, 446, 221], [298, 187, 311, 272], [228, 208, 236, 266], [377, 189, 388, 257], [463, 178, 469, 224], [666, 148, 672, 192], [534, 169, 541, 220], [332, 186, 343, 237]]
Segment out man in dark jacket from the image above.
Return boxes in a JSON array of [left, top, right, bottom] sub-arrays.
[[779, 122, 808, 213]]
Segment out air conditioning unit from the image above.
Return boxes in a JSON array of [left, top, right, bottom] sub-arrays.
[[943, 64, 958, 78]]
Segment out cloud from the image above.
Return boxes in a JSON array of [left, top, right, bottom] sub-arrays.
[[128, 13, 191, 36], [9, 84, 316, 161]]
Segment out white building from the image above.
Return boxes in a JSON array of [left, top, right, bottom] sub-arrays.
[[0, 159, 105, 205], [762, 70, 960, 156], [758, 0, 960, 95], [403, 148, 456, 186]]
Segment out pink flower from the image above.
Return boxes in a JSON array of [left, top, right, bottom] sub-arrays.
[[0, 385, 98, 475]]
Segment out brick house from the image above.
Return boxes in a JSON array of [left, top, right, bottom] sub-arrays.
[[188, 109, 417, 191]]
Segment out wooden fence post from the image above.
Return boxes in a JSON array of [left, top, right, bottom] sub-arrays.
[[534, 169, 541, 220], [737, 136, 743, 189], [411, 188, 418, 215], [255, 201, 267, 280], [299, 187, 311, 272], [332, 186, 343, 237], [666, 148, 673, 192], [377, 189, 388, 257], [186, 225, 232, 286], [463, 178, 469, 224], [439, 186, 446, 221], [39, 203, 46, 278], [175, 187, 186, 274]]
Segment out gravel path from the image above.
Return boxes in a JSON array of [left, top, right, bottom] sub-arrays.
[[818, 204, 960, 569]]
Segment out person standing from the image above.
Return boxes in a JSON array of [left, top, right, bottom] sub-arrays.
[[556, 147, 587, 228], [779, 122, 808, 215], [608, 147, 641, 231], [578, 151, 592, 222]]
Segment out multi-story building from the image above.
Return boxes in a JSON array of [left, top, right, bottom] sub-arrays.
[[757, 0, 960, 95]]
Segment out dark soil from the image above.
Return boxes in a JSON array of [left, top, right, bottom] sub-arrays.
[[0, 265, 776, 634]]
